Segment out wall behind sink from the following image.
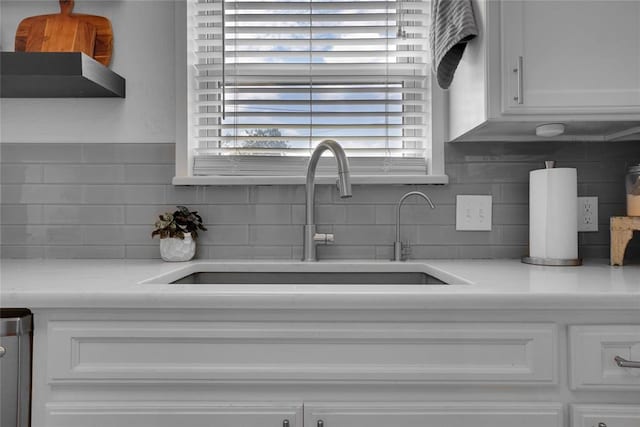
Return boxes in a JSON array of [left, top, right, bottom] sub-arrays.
[[1, 1, 638, 260], [2, 141, 639, 260]]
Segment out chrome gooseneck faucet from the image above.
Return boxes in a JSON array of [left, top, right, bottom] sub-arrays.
[[304, 140, 352, 261], [394, 191, 435, 261]]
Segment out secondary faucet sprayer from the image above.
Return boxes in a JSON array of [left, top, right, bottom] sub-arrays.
[[394, 191, 435, 261], [303, 140, 352, 261]]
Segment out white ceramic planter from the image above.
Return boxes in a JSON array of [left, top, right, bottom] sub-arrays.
[[159, 233, 196, 262]]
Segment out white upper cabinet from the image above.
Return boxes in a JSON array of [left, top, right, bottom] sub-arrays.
[[502, 0, 640, 114], [448, 0, 640, 142]]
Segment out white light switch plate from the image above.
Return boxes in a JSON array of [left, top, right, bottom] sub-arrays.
[[456, 195, 492, 231], [577, 196, 598, 232]]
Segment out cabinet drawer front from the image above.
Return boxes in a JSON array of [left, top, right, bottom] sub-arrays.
[[46, 403, 302, 427], [305, 402, 563, 427], [572, 404, 640, 427], [569, 325, 640, 390], [48, 321, 556, 384]]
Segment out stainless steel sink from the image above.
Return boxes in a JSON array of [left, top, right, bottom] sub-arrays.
[[171, 271, 447, 285], [141, 262, 470, 286]]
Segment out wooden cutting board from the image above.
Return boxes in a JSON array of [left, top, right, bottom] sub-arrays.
[[15, 0, 113, 67]]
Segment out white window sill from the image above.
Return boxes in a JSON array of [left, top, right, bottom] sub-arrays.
[[172, 174, 449, 186]]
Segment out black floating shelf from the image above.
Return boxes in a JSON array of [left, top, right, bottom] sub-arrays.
[[1, 52, 125, 98]]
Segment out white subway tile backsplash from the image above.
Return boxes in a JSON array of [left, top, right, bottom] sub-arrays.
[[84, 226, 126, 245], [1, 143, 82, 163], [81, 186, 125, 204], [44, 165, 125, 184], [124, 245, 161, 259], [208, 204, 253, 224], [414, 225, 500, 246], [499, 183, 529, 204], [166, 185, 206, 205], [2, 184, 84, 204], [122, 225, 155, 245], [339, 185, 414, 204], [201, 225, 249, 245], [249, 185, 306, 204], [0, 164, 43, 183], [82, 144, 175, 164], [44, 245, 125, 259], [1, 142, 636, 259], [346, 205, 376, 224], [332, 224, 394, 245], [124, 164, 174, 184], [42, 205, 125, 225], [583, 182, 626, 203], [249, 225, 302, 245], [44, 226, 84, 244], [316, 244, 376, 260], [291, 204, 348, 225], [0, 245, 45, 258], [0, 205, 43, 224], [492, 205, 529, 225], [404, 245, 462, 259], [497, 225, 529, 245], [202, 186, 250, 204], [125, 205, 176, 225], [123, 185, 167, 204], [578, 245, 611, 259], [254, 205, 292, 224], [374, 204, 455, 225], [1, 225, 46, 245], [207, 245, 293, 260]]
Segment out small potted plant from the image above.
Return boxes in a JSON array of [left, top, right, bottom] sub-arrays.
[[152, 206, 207, 262]]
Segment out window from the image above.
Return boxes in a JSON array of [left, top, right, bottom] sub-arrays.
[[175, 0, 447, 184]]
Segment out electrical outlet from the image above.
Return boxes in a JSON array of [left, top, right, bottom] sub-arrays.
[[577, 196, 598, 232], [456, 195, 492, 231]]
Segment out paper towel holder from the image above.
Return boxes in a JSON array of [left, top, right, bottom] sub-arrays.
[[522, 160, 582, 267], [521, 256, 582, 266]]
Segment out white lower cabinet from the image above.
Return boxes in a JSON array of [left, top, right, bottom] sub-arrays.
[[45, 401, 563, 427], [46, 403, 303, 427], [33, 313, 639, 427], [568, 326, 640, 427], [569, 325, 640, 390], [305, 402, 563, 427], [35, 318, 562, 426], [572, 404, 640, 427], [46, 320, 556, 384]]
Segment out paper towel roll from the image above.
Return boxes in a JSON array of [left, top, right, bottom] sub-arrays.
[[529, 167, 578, 260]]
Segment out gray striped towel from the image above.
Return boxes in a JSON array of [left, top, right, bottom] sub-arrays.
[[429, 0, 478, 89]]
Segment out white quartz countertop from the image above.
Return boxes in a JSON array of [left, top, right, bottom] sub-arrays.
[[1, 258, 639, 310]]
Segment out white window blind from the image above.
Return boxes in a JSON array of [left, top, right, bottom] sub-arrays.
[[188, 0, 431, 176]]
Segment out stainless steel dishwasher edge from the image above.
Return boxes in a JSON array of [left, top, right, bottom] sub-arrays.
[[1, 309, 33, 427]]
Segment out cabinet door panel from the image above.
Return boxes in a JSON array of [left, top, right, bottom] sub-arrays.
[[46, 403, 302, 427], [47, 320, 556, 385], [572, 404, 640, 427], [569, 325, 640, 390], [502, 0, 640, 113], [305, 403, 563, 427]]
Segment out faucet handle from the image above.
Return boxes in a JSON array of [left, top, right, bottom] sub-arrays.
[[314, 233, 334, 245]]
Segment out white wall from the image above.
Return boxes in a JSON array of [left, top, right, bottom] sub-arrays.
[[0, 0, 176, 143]]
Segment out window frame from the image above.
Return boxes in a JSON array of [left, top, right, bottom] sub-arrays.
[[173, 0, 448, 185]]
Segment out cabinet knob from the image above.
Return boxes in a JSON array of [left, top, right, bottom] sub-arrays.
[[317, 420, 324, 427], [283, 420, 290, 427], [598, 423, 607, 427], [0, 346, 5, 358]]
